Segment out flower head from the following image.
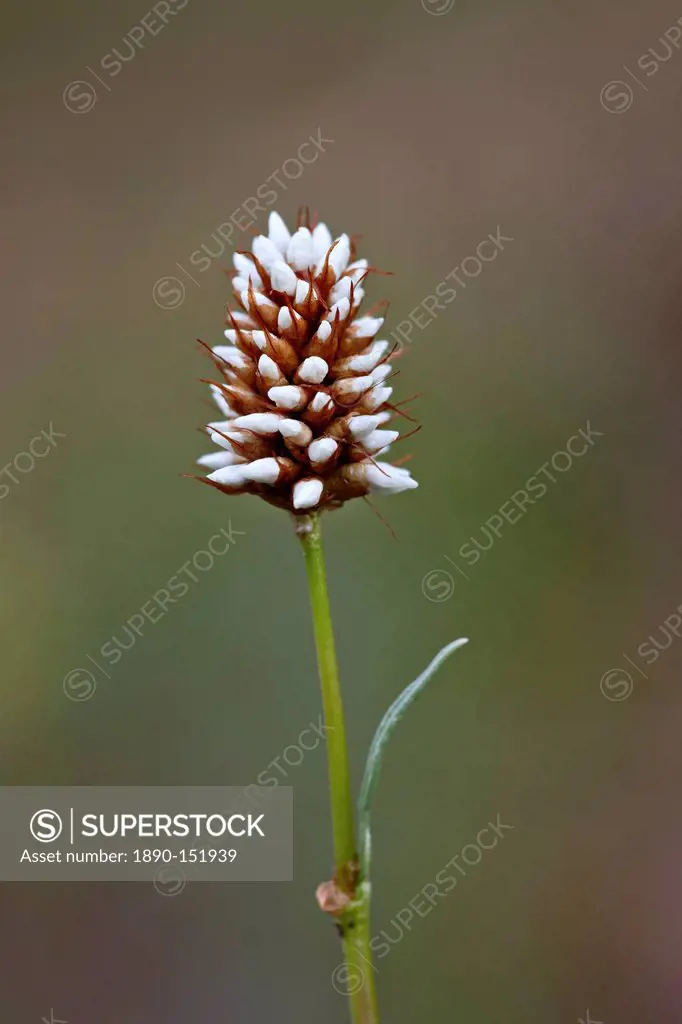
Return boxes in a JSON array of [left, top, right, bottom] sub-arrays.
[[195, 210, 418, 513]]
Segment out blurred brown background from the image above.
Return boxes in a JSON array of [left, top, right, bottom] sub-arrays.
[[2, 0, 682, 1020]]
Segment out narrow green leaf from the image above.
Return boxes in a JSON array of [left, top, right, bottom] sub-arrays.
[[357, 638, 469, 881]]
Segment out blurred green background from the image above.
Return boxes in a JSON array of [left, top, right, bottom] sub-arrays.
[[3, 0, 682, 1020]]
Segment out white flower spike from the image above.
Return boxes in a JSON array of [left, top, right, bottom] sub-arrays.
[[194, 211, 418, 511]]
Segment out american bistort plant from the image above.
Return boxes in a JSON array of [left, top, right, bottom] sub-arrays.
[[191, 209, 468, 1024]]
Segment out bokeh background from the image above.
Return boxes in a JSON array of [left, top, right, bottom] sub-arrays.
[[2, 0, 682, 1020]]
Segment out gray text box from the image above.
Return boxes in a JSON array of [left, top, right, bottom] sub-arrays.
[[0, 787, 293, 882]]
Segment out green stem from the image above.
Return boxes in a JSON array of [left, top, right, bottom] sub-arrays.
[[297, 512, 379, 1024], [298, 512, 355, 871]]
